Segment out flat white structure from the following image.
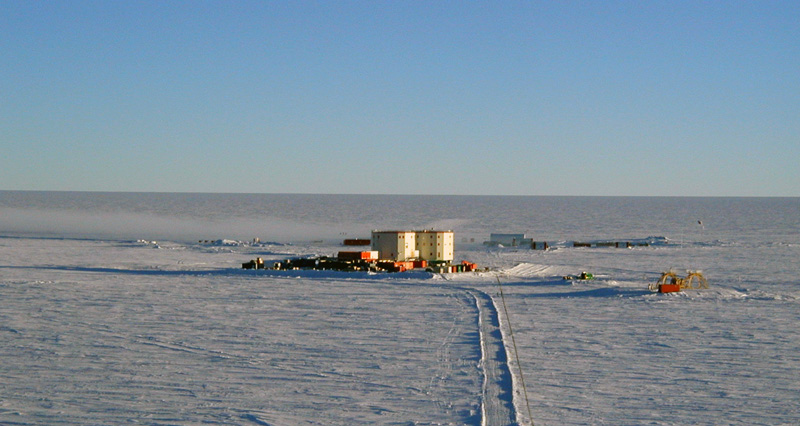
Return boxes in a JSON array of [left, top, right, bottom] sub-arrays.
[[489, 233, 530, 247], [371, 230, 454, 262]]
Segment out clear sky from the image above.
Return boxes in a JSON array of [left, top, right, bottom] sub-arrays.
[[2, 1, 798, 196]]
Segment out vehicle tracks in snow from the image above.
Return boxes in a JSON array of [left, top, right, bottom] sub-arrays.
[[398, 279, 519, 426], [465, 289, 516, 426]]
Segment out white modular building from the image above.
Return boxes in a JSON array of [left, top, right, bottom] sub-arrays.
[[414, 230, 454, 262], [371, 231, 418, 261], [371, 230, 454, 262]]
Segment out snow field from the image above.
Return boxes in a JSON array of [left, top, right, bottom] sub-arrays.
[[2, 236, 800, 425], [485, 276, 800, 426], [1, 240, 490, 425]]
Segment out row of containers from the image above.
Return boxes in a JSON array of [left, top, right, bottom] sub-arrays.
[[429, 261, 479, 273], [381, 260, 480, 273], [338, 251, 479, 273], [242, 252, 480, 273]]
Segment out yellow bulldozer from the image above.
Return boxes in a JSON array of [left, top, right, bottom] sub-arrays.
[[649, 270, 708, 293]]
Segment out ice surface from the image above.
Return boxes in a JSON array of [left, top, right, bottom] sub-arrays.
[[1, 193, 799, 425], [0, 240, 486, 424]]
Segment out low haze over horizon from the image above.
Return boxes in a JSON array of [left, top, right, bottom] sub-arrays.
[[2, 1, 798, 196]]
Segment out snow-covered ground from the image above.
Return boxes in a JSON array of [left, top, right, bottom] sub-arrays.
[[2, 236, 799, 425]]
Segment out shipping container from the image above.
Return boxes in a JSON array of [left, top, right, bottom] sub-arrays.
[[394, 261, 414, 270], [659, 284, 681, 293]]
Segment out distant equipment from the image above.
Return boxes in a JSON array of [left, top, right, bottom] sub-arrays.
[[242, 257, 266, 270], [563, 271, 594, 281], [650, 270, 708, 293]]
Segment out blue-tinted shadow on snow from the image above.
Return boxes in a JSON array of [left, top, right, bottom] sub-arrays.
[[240, 413, 272, 426], [520, 286, 651, 299], [0, 265, 201, 275], [495, 278, 574, 287], [498, 278, 650, 298], [0, 265, 435, 281], [501, 278, 652, 299]]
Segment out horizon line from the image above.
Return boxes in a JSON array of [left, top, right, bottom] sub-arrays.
[[1, 189, 797, 198]]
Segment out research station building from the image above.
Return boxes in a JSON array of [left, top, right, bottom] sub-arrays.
[[371, 230, 454, 262]]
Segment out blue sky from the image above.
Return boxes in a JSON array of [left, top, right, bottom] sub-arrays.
[[2, 1, 798, 196]]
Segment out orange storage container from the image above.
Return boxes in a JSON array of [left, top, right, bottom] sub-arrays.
[[659, 283, 681, 293], [395, 261, 414, 270], [364, 251, 379, 260]]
